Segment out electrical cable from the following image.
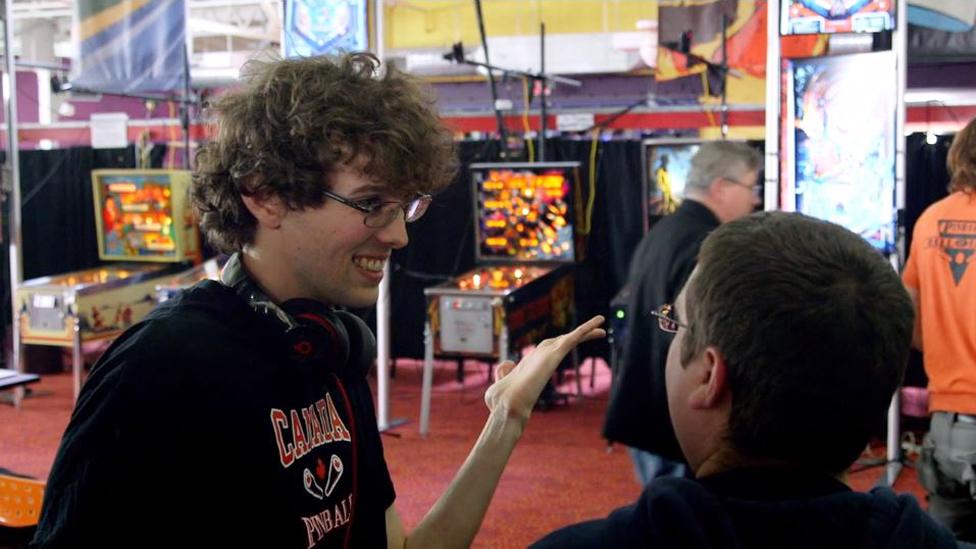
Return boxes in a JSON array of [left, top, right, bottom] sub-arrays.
[[20, 154, 69, 208], [473, 0, 509, 157], [700, 71, 718, 129], [167, 100, 180, 168], [580, 97, 647, 134], [928, 100, 962, 124], [582, 131, 600, 235]]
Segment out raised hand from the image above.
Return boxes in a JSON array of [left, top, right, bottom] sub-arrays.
[[484, 315, 606, 425]]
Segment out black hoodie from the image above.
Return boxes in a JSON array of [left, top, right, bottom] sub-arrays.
[[532, 467, 959, 548]]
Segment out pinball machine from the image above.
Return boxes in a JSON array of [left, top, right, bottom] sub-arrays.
[[154, 254, 230, 303], [17, 169, 199, 399], [419, 161, 582, 435]]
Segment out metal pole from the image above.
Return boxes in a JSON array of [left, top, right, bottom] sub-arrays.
[[376, 262, 393, 429], [882, 0, 909, 489], [720, 14, 729, 138], [72, 313, 82, 401], [374, 1, 388, 429], [538, 22, 546, 162], [473, 0, 509, 157], [3, 0, 23, 375], [374, 0, 383, 59], [373, 0, 405, 432], [419, 321, 434, 436], [763, 0, 780, 212], [182, 32, 191, 169]]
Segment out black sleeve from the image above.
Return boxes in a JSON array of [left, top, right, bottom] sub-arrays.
[[31, 329, 186, 548], [31, 358, 128, 548], [666, 231, 708, 306]]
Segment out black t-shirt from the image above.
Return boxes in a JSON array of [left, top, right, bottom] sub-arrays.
[[32, 282, 395, 548], [531, 467, 959, 549]]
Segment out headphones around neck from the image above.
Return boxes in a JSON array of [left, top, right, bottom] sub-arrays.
[[220, 253, 375, 378]]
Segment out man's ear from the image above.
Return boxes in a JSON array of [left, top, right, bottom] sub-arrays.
[[706, 177, 727, 200], [241, 193, 285, 230], [688, 346, 730, 410]]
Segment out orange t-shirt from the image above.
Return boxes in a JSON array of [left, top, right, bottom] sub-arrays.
[[903, 191, 976, 414]]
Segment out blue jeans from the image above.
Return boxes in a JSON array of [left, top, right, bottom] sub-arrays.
[[627, 447, 687, 486]]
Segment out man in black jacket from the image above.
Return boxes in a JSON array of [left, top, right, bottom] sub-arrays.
[[605, 141, 761, 484], [535, 212, 959, 548]]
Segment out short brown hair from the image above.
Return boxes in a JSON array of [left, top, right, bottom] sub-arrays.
[[192, 52, 458, 253], [948, 117, 976, 194], [680, 212, 914, 474]]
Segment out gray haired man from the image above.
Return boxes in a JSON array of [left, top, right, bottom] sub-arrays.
[[604, 141, 762, 485]]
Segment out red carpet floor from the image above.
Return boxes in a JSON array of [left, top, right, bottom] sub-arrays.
[[1, 357, 927, 548]]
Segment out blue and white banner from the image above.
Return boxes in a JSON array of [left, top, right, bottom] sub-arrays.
[[72, 0, 187, 94]]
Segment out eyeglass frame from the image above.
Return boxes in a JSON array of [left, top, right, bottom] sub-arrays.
[[320, 188, 433, 228], [649, 303, 688, 334], [721, 175, 763, 198]]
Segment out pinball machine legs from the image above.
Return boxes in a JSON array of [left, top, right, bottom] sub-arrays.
[[419, 322, 434, 437], [72, 320, 82, 402], [419, 319, 586, 436]]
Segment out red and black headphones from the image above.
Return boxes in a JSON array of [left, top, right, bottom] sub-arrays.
[[220, 253, 375, 377]]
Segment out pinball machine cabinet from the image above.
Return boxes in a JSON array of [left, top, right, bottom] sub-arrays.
[[154, 255, 229, 303], [17, 170, 199, 399], [420, 162, 582, 435]]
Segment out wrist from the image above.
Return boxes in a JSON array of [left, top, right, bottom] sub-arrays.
[[486, 405, 527, 440]]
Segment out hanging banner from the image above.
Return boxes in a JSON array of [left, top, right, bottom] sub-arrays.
[[72, 0, 187, 94], [283, 0, 369, 58]]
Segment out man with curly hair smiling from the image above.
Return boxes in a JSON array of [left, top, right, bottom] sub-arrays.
[[33, 52, 604, 549]]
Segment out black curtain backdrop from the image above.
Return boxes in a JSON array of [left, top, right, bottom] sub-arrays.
[[905, 133, 953, 254], [1, 146, 166, 353], [3, 137, 953, 367], [902, 132, 953, 389]]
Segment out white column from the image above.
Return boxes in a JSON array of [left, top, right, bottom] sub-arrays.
[[764, 0, 780, 212], [884, 0, 909, 488], [376, 262, 392, 429]]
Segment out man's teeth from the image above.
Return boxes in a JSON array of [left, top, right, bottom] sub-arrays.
[[353, 257, 385, 272]]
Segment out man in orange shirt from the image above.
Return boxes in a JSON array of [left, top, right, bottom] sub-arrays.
[[903, 116, 976, 542]]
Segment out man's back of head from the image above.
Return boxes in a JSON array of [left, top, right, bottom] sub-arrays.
[[536, 215, 955, 549], [677, 211, 914, 475]]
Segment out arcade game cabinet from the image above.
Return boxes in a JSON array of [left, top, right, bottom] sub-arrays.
[[155, 255, 230, 303], [420, 162, 582, 435], [17, 169, 199, 399]]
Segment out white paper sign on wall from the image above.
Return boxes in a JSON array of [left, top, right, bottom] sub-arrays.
[[556, 113, 595, 132], [90, 112, 129, 149]]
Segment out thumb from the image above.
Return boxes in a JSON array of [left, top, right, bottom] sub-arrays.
[[493, 360, 517, 382]]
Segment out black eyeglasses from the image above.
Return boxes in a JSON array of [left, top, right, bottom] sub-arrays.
[[722, 176, 762, 199], [650, 303, 688, 334], [321, 189, 433, 229]]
